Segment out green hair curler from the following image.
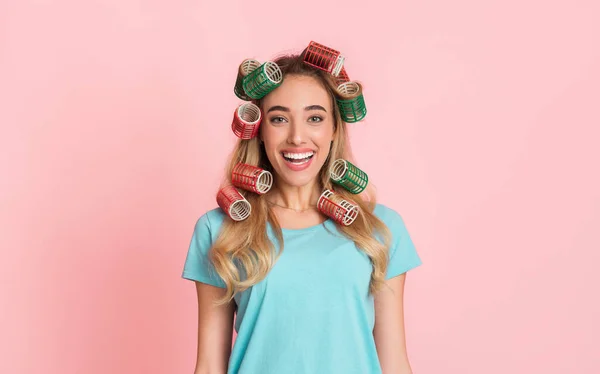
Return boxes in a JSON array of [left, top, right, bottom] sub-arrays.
[[329, 159, 368, 194], [336, 82, 367, 123], [242, 61, 283, 99], [234, 59, 261, 101]]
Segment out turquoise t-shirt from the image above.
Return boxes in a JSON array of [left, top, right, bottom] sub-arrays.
[[182, 203, 422, 374]]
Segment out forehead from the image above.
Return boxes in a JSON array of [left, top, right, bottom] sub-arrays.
[[262, 74, 332, 109]]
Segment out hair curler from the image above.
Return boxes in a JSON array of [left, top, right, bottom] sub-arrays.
[[232, 163, 273, 194], [317, 189, 359, 226], [231, 103, 262, 139], [242, 61, 283, 99], [335, 66, 350, 86], [336, 82, 367, 123], [329, 159, 368, 194], [216, 185, 251, 221], [302, 41, 345, 77], [234, 59, 261, 101]]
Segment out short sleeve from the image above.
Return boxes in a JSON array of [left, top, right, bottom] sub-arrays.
[[380, 206, 423, 279], [182, 212, 227, 288]]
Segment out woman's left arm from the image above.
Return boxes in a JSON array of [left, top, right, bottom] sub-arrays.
[[373, 273, 413, 374]]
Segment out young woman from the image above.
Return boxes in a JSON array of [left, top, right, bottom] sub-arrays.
[[182, 51, 422, 374]]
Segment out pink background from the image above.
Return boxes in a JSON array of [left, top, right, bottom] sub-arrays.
[[1, 0, 599, 373]]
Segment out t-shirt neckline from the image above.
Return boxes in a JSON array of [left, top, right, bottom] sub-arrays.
[[269, 217, 333, 234]]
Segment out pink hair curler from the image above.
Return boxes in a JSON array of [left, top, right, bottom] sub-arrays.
[[231, 163, 273, 195], [216, 185, 251, 221], [231, 103, 262, 140], [317, 189, 359, 226]]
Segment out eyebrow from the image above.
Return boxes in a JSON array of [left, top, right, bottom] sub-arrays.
[[266, 105, 327, 113]]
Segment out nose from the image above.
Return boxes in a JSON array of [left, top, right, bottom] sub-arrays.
[[287, 121, 306, 145]]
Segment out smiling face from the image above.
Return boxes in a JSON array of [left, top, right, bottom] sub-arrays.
[[259, 74, 336, 189]]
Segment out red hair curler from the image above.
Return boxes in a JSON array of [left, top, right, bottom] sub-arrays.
[[335, 66, 350, 86], [232, 163, 273, 195], [302, 41, 345, 77], [231, 103, 262, 139], [216, 185, 251, 221], [317, 189, 359, 226]]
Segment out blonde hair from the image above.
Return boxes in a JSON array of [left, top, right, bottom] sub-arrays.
[[210, 53, 392, 305]]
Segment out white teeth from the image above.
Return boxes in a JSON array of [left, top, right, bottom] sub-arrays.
[[282, 151, 314, 159], [293, 158, 310, 165]]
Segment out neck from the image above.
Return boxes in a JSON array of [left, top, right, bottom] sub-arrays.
[[268, 179, 321, 211]]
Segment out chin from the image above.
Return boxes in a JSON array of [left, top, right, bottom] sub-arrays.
[[275, 164, 325, 188], [277, 172, 320, 188]]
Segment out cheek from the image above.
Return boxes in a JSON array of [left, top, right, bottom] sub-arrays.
[[262, 139, 286, 167], [261, 128, 281, 152], [264, 142, 279, 161], [314, 124, 335, 148]]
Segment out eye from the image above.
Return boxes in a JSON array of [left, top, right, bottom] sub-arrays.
[[269, 116, 286, 124], [308, 116, 323, 123]]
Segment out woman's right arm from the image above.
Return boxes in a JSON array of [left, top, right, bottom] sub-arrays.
[[193, 282, 236, 374]]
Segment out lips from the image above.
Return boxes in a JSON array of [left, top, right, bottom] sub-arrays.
[[280, 148, 316, 172]]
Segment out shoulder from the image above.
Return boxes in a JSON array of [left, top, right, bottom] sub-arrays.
[[373, 205, 422, 276], [373, 203, 403, 223], [193, 207, 227, 238], [201, 207, 227, 227], [373, 203, 410, 234]]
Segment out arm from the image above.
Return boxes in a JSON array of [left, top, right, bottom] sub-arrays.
[[193, 282, 236, 374], [373, 273, 413, 374]]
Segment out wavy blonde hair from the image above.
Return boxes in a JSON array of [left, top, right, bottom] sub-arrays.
[[210, 53, 393, 305]]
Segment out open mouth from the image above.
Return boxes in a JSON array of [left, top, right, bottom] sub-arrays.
[[281, 151, 315, 165]]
